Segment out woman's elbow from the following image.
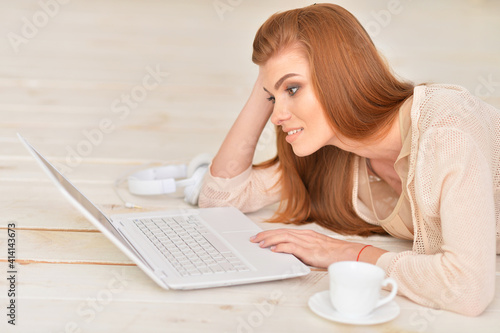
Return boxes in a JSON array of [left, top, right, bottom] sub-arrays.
[[444, 277, 495, 317], [197, 181, 233, 208], [197, 191, 230, 209]]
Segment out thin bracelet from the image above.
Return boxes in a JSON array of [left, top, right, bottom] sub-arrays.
[[356, 245, 373, 262]]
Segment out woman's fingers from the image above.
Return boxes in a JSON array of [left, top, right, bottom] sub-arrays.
[[250, 229, 387, 267], [251, 229, 314, 248], [251, 229, 319, 243], [250, 229, 344, 268]]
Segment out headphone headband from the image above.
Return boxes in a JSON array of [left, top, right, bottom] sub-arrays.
[[126, 153, 212, 205], [128, 164, 187, 195]]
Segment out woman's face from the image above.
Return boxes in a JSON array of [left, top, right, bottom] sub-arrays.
[[260, 47, 338, 157]]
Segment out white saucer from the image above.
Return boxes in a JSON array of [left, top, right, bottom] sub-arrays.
[[308, 290, 400, 325]]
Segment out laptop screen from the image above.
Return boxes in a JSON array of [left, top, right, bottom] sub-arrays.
[[19, 135, 130, 249]]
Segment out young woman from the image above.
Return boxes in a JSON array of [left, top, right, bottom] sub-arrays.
[[199, 3, 499, 316]]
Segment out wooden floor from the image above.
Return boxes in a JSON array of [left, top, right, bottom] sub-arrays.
[[1, 0, 499, 332]]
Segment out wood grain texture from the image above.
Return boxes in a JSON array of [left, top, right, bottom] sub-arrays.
[[1, 0, 499, 332]]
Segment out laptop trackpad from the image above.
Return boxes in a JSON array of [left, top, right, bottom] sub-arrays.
[[221, 231, 304, 273], [222, 231, 272, 253]]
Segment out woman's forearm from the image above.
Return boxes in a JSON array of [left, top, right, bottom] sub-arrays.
[[210, 74, 273, 178]]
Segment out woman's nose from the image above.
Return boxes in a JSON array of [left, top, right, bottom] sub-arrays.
[[270, 102, 292, 126]]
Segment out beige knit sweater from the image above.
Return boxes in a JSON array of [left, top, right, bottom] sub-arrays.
[[199, 84, 500, 316]]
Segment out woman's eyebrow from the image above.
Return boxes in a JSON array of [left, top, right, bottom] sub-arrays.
[[263, 73, 301, 94], [274, 73, 300, 90]]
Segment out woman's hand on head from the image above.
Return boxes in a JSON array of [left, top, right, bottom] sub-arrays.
[[209, 74, 274, 179], [250, 229, 388, 268]]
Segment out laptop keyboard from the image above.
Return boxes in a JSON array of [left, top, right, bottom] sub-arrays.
[[134, 215, 250, 276]]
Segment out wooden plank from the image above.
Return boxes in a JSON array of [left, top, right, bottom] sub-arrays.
[[0, 131, 227, 162], [2, 263, 328, 304], [0, 299, 359, 333], [2, 181, 192, 231], [0, 224, 416, 264], [0, 165, 259, 227], [2, 298, 498, 333], [0, 157, 202, 183], [2, 263, 499, 332], [2, 261, 489, 310], [0, 83, 250, 108], [0, 229, 132, 264]]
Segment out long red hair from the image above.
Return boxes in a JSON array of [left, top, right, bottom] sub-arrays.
[[253, 4, 414, 236]]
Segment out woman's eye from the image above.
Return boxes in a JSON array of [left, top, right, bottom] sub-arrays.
[[287, 86, 299, 96], [267, 96, 275, 104]]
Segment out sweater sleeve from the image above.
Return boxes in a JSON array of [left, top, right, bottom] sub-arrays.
[[376, 128, 497, 316], [198, 162, 282, 213]]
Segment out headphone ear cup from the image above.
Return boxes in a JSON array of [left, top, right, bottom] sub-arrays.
[[184, 153, 212, 205], [184, 165, 208, 205], [186, 153, 212, 178]]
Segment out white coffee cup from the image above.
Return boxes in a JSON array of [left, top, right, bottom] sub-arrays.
[[328, 261, 398, 318]]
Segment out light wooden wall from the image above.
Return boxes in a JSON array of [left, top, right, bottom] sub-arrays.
[[1, 0, 499, 216]]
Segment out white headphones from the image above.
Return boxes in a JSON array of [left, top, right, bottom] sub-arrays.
[[126, 153, 212, 205]]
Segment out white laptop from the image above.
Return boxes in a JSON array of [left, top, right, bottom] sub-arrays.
[[18, 134, 310, 289]]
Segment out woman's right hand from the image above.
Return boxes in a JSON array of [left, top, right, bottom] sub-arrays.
[[210, 72, 274, 179]]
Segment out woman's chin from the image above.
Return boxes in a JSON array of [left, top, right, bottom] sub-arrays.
[[291, 143, 330, 157], [291, 146, 313, 157]]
